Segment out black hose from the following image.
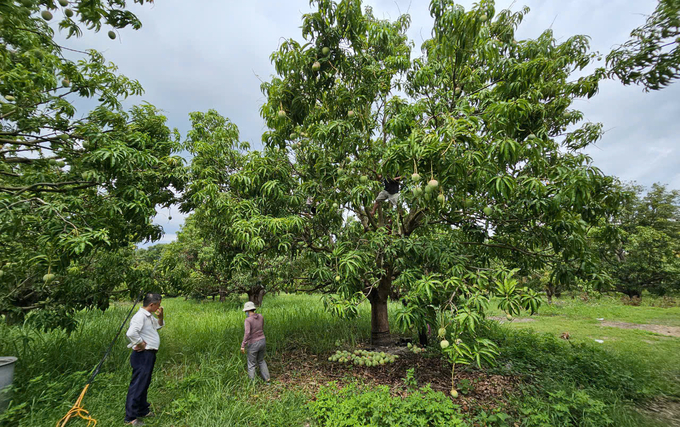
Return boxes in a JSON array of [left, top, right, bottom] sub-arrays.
[[86, 291, 143, 385]]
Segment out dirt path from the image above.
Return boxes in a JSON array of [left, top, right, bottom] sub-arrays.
[[598, 320, 680, 338], [491, 316, 680, 338], [489, 316, 536, 323], [641, 399, 680, 426]]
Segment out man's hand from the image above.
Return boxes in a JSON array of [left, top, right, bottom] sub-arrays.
[[134, 341, 147, 352], [155, 306, 164, 319], [240, 347, 245, 354]]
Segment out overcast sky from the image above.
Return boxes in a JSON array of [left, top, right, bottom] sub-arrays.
[[54, 0, 680, 246]]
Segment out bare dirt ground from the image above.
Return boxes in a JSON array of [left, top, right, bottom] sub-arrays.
[[489, 315, 680, 338], [640, 399, 680, 427], [267, 345, 518, 414], [489, 316, 536, 324], [598, 320, 680, 338]]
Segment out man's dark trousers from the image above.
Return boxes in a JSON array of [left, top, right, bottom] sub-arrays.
[[125, 350, 157, 422]]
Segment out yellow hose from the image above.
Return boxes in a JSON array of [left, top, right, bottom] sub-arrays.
[[56, 383, 97, 427]]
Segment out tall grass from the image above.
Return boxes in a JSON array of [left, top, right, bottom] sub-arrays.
[[0, 294, 375, 426], [0, 293, 677, 426]]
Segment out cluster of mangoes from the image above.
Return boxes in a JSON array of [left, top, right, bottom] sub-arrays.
[[328, 350, 398, 366]]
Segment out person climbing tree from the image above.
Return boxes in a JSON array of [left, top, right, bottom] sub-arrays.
[[306, 196, 317, 215], [370, 175, 403, 217]]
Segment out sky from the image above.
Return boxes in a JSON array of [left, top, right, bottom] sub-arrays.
[[53, 0, 680, 247]]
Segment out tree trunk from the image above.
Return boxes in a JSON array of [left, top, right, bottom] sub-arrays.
[[623, 288, 642, 299], [369, 273, 392, 346], [219, 287, 226, 303], [254, 289, 265, 306], [546, 285, 554, 304], [400, 296, 427, 345], [418, 327, 428, 346], [247, 285, 266, 306]]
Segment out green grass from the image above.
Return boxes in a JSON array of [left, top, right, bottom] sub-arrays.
[[0, 294, 375, 427], [1, 293, 678, 426], [487, 293, 680, 396], [495, 293, 680, 326]]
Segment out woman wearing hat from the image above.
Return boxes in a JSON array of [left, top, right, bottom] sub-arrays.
[[240, 301, 270, 383]]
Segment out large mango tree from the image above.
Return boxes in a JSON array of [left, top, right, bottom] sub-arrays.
[[0, 0, 186, 329]]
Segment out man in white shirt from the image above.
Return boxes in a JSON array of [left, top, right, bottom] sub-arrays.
[[124, 293, 164, 426]]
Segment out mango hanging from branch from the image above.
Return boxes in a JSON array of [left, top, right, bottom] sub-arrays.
[[425, 179, 438, 193]]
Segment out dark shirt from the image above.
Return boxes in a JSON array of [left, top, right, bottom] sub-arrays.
[[384, 178, 400, 194]]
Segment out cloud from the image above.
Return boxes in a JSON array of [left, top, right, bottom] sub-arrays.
[[51, 0, 679, 247], [138, 233, 177, 249]]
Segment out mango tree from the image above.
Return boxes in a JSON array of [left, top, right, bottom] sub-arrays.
[[592, 183, 680, 299], [0, 0, 186, 329], [254, 0, 622, 347], [180, 110, 298, 305], [608, 0, 680, 91]]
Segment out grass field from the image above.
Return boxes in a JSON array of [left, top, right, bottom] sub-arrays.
[[488, 294, 680, 391], [1, 293, 679, 426]]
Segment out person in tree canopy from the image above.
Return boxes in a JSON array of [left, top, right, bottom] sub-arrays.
[[305, 196, 317, 215], [370, 175, 402, 217]]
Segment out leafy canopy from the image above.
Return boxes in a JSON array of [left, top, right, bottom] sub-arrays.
[[0, 0, 185, 329]]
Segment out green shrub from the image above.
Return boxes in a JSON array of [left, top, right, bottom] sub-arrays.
[[309, 383, 468, 427], [484, 324, 669, 426], [517, 387, 612, 427], [487, 324, 651, 400]]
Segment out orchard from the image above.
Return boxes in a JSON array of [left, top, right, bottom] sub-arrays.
[[1, 0, 679, 426]]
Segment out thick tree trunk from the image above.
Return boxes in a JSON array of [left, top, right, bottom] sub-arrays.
[[546, 286, 554, 304], [369, 273, 392, 346], [247, 286, 266, 306], [254, 289, 265, 306], [219, 287, 226, 303], [622, 288, 642, 299], [546, 283, 561, 303]]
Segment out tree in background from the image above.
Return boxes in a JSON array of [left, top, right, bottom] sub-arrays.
[[157, 218, 229, 301], [179, 111, 296, 305], [594, 183, 680, 298], [0, 0, 186, 329]]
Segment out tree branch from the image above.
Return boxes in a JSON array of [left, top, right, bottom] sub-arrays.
[[459, 241, 555, 258], [0, 181, 97, 195]]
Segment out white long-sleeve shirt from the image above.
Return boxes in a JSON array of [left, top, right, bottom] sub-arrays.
[[126, 308, 163, 350]]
